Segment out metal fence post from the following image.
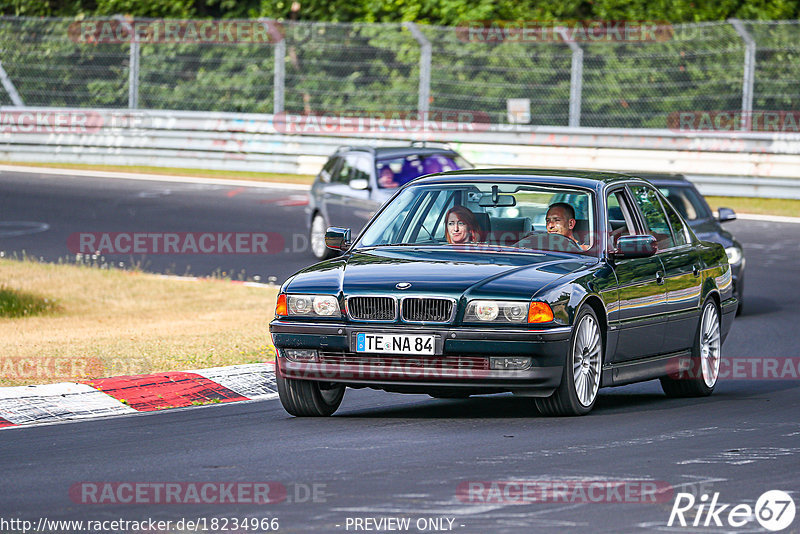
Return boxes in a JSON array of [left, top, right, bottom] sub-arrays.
[[730, 19, 756, 130], [0, 60, 24, 106], [114, 16, 139, 109], [557, 27, 583, 128], [273, 40, 286, 114], [263, 20, 285, 114], [404, 22, 431, 115], [129, 41, 140, 109]]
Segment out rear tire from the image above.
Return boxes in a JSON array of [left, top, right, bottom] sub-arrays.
[[276, 371, 345, 416], [310, 212, 336, 260], [660, 298, 720, 397], [535, 306, 603, 416]]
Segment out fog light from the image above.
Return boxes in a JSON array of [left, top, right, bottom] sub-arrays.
[[285, 349, 319, 362], [490, 357, 532, 370]]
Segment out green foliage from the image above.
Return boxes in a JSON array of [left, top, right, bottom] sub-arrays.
[[0, 12, 798, 128], [2, 0, 799, 21], [0, 285, 57, 318]]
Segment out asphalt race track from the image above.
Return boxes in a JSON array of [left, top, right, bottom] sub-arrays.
[[1, 170, 800, 533], [0, 170, 314, 281]]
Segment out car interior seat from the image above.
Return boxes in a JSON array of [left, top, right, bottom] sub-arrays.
[[573, 219, 590, 246], [473, 212, 490, 239], [487, 217, 532, 245]]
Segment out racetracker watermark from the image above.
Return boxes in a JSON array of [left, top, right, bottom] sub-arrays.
[[281, 359, 492, 381], [69, 482, 328, 505], [0, 110, 103, 134], [272, 111, 490, 134], [0, 357, 150, 381], [457, 480, 674, 504], [67, 232, 284, 255], [666, 357, 800, 380], [668, 111, 800, 133], [70, 482, 285, 504], [68, 19, 284, 44], [457, 20, 673, 43]]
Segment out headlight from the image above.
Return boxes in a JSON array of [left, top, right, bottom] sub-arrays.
[[277, 294, 341, 317], [725, 246, 742, 265], [465, 300, 539, 324]]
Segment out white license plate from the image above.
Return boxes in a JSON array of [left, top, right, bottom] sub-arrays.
[[355, 333, 436, 355]]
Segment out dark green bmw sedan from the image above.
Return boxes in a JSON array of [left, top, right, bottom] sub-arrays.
[[269, 170, 737, 416]]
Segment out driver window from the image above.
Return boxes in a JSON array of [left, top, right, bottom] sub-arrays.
[[607, 190, 635, 248], [334, 155, 355, 183], [319, 157, 340, 183], [660, 196, 688, 247], [630, 186, 676, 250], [353, 155, 372, 183]]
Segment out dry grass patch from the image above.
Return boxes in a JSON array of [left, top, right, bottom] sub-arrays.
[[705, 196, 800, 218], [0, 161, 315, 185], [0, 259, 277, 386]]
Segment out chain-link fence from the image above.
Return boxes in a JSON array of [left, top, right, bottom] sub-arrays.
[[1, 17, 798, 129]]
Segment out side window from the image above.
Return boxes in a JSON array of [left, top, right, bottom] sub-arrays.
[[630, 186, 675, 250], [333, 155, 355, 183], [353, 155, 372, 183], [606, 189, 635, 247], [319, 157, 340, 183], [660, 196, 688, 246]]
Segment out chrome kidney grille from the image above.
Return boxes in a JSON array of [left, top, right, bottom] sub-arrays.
[[402, 298, 455, 323], [347, 296, 396, 321]]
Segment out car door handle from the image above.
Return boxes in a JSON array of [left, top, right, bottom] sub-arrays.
[[656, 271, 665, 285], [693, 265, 700, 277]]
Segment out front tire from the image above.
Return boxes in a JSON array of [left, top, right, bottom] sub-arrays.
[[660, 298, 720, 397], [310, 212, 335, 260], [276, 371, 345, 416], [535, 306, 603, 416]]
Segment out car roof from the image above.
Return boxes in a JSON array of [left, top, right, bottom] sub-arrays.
[[409, 168, 646, 191], [629, 172, 693, 188], [335, 145, 460, 159]]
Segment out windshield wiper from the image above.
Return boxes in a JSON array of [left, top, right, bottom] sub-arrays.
[[357, 243, 434, 250]]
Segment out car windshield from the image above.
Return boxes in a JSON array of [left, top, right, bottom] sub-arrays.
[[657, 185, 712, 221], [375, 153, 471, 189], [357, 182, 597, 255]]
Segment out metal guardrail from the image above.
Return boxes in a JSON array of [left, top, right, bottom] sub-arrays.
[[2, 107, 800, 198]]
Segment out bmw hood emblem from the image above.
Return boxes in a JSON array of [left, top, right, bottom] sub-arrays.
[[396, 282, 412, 290]]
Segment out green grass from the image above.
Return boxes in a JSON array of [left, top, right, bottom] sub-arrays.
[[0, 285, 57, 318], [0, 161, 315, 185], [705, 196, 800, 218]]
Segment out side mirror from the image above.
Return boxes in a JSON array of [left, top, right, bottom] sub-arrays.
[[349, 178, 369, 191], [611, 235, 657, 259], [325, 227, 352, 251], [717, 207, 737, 223]]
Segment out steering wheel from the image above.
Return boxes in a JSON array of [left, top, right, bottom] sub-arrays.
[[513, 231, 583, 252]]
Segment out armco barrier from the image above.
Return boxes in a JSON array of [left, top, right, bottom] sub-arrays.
[[2, 107, 800, 198]]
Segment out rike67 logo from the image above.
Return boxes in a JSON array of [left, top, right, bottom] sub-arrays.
[[668, 490, 796, 531]]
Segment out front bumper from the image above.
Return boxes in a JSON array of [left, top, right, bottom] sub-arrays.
[[270, 320, 571, 393]]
